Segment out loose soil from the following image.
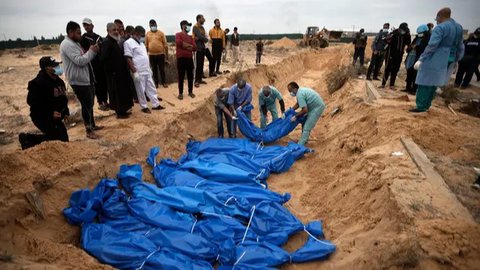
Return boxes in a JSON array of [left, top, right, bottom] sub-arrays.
[[0, 42, 479, 269]]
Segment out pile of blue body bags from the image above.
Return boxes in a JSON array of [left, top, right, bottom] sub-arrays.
[[64, 138, 335, 269]]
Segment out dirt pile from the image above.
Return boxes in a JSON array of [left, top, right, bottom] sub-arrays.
[[269, 36, 297, 48], [0, 44, 479, 269]]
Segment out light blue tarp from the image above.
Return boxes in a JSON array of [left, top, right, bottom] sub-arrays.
[[236, 105, 307, 143], [64, 139, 335, 269]]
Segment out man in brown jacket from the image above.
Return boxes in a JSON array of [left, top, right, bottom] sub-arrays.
[[146, 19, 169, 88]]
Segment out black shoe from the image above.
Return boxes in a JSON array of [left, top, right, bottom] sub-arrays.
[[209, 73, 217, 77], [188, 93, 196, 98], [200, 80, 207, 84], [373, 77, 380, 81], [152, 105, 165, 110], [116, 114, 130, 119], [366, 77, 372, 81], [19, 133, 34, 150], [216, 71, 222, 75], [98, 104, 110, 111], [202, 75, 207, 79], [178, 94, 183, 100], [92, 125, 104, 131], [141, 108, 152, 114], [472, 176, 480, 190], [409, 108, 425, 113]]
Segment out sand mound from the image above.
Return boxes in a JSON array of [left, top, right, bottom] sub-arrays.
[[270, 37, 297, 48], [1, 45, 479, 269]]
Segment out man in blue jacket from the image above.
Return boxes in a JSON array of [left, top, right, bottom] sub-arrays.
[[228, 79, 252, 138], [367, 23, 389, 81], [410, 7, 464, 113]]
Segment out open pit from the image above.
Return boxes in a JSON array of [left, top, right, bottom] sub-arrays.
[[1, 43, 479, 269]]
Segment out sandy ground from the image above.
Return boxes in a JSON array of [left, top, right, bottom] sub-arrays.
[[1, 39, 480, 269]]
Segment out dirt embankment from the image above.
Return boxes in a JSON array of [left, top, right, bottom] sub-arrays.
[[1, 44, 479, 269]]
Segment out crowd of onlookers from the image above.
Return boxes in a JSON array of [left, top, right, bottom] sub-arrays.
[[352, 13, 479, 95], [19, 8, 479, 150]]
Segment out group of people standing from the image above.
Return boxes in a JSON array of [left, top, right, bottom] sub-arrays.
[[358, 8, 479, 113], [178, 15, 241, 98], [20, 15, 244, 149]]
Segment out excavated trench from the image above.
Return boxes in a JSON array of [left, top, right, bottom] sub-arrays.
[[1, 45, 479, 269]]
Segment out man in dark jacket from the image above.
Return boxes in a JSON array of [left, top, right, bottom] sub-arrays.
[[455, 28, 480, 88], [352, 28, 367, 66], [20, 56, 70, 149], [367, 23, 389, 80], [192, 14, 213, 87], [80, 17, 109, 111], [403, 24, 431, 94], [100, 22, 134, 118], [231, 27, 240, 63], [380, 22, 411, 90]]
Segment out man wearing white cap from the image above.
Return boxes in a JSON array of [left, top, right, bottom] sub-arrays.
[[80, 18, 108, 111]]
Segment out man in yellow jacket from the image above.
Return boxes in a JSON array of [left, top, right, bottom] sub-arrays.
[[209, 19, 225, 75], [146, 19, 168, 88]]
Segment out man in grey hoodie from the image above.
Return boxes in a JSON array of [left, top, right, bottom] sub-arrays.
[[60, 21, 102, 139]]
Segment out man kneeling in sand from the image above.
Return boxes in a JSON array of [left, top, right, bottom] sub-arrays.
[[19, 57, 70, 149]]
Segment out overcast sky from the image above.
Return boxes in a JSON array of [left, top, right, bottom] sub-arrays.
[[0, 0, 478, 40]]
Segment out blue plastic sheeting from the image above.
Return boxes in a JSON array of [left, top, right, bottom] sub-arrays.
[[64, 139, 335, 269], [290, 221, 337, 263], [82, 223, 214, 270], [183, 138, 313, 173], [131, 183, 251, 219], [236, 106, 307, 143], [128, 197, 195, 231]]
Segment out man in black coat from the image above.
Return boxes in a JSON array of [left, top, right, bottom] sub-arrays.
[[100, 22, 133, 118], [380, 22, 411, 90], [20, 56, 70, 149], [80, 17, 109, 110], [403, 24, 431, 94], [455, 28, 480, 88]]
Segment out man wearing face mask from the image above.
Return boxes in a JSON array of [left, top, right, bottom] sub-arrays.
[[287, 82, 325, 146], [258, 85, 285, 128], [403, 24, 431, 94], [175, 20, 197, 100], [352, 28, 367, 66], [19, 57, 69, 149], [228, 79, 252, 138], [100, 22, 133, 119], [410, 7, 464, 113], [455, 28, 480, 89], [60, 21, 102, 139], [146, 19, 169, 89], [209, 19, 226, 75], [380, 22, 411, 90], [124, 26, 165, 113], [367, 23, 390, 81]]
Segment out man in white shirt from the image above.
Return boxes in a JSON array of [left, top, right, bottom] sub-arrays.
[[124, 26, 165, 113]]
